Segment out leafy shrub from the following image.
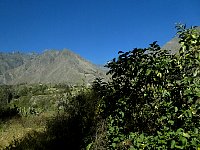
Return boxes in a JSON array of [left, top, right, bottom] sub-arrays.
[[93, 24, 200, 149], [0, 85, 13, 107]]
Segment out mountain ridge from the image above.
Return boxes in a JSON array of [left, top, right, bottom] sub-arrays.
[[0, 49, 107, 85]]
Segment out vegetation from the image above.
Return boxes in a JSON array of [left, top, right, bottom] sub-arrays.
[[0, 24, 200, 149], [2, 86, 99, 149], [92, 24, 200, 149]]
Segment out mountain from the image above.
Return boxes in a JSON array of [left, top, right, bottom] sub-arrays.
[[0, 52, 35, 74], [162, 36, 180, 53], [162, 26, 200, 52], [0, 49, 108, 85]]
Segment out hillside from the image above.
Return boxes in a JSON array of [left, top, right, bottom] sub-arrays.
[[0, 49, 107, 85], [162, 26, 200, 52], [0, 52, 35, 74]]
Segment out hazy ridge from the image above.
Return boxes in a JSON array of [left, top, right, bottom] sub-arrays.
[[0, 49, 107, 85]]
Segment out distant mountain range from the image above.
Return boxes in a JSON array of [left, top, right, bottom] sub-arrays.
[[0, 49, 108, 85], [1, 26, 199, 85]]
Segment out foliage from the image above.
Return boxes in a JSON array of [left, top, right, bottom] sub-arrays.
[[8, 84, 74, 117], [5, 87, 100, 149], [0, 85, 13, 108], [0, 85, 20, 122], [3, 24, 200, 150], [93, 24, 200, 149]]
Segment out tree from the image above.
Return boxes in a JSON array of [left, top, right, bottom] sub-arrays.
[[93, 25, 200, 149]]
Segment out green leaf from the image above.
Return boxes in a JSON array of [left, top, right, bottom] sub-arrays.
[[113, 137, 120, 142], [183, 132, 190, 138], [193, 69, 198, 77], [168, 120, 174, 125], [177, 128, 184, 134], [175, 145, 184, 149], [171, 140, 176, 149], [86, 143, 93, 150], [146, 69, 151, 75], [175, 107, 178, 112], [180, 137, 187, 146], [187, 110, 192, 118], [157, 72, 162, 78], [112, 143, 117, 147], [194, 128, 198, 134]]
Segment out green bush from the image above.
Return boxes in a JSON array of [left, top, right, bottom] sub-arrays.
[[0, 85, 13, 107], [93, 24, 200, 149]]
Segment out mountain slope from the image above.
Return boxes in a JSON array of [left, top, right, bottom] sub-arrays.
[[162, 37, 180, 53], [162, 26, 200, 52], [0, 49, 107, 85], [0, 52, 35, 75]]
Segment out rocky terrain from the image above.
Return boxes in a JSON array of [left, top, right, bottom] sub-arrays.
[[0, 49, 107, 85]]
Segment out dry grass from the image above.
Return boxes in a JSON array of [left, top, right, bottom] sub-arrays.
[[0, 112, 54, 149], [91, 119, 108, 150]]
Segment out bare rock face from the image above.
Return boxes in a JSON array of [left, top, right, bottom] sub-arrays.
[[162, 37, 180, 53], [0, 49, 108, 85]]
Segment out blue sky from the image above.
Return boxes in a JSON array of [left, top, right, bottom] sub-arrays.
[[0, 0, 199, 64]]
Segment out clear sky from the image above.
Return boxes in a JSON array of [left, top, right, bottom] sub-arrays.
[[0, 0, 199, 64]]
